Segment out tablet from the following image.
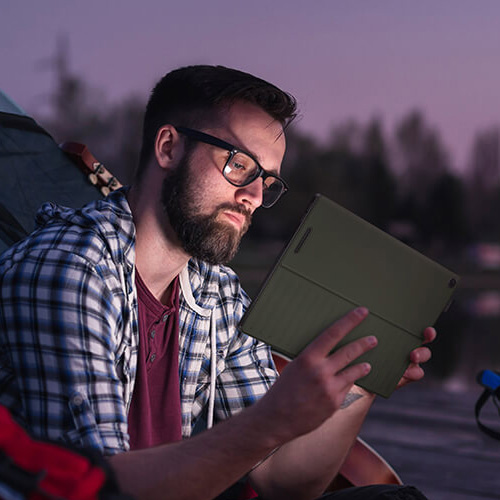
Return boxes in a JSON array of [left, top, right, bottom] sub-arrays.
[[239, 194, 459, 397]]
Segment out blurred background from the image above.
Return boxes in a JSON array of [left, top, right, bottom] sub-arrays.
[[3, 1, 500, 396]]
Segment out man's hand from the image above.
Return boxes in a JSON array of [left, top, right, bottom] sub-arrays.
[[251, 307, 377, 446], [396, 326, 437, 389], [249, 307, 380, 500]]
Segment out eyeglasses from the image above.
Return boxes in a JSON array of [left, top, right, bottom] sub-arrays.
[[175, 126, 288, 208]]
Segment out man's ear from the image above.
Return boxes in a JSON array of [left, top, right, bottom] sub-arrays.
[[154, 125, 182, 169]]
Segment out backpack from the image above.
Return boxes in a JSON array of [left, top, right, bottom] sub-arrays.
[[0, 405, 132, 500], [475, 369, 500, 440]]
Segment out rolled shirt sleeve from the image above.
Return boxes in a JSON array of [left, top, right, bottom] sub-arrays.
[[0, 246, 132, 454]]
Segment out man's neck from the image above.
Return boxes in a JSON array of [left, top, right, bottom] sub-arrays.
[[128, 185, 190, 304]]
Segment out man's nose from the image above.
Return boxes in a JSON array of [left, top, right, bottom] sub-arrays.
[[235, 178, 263, 211]]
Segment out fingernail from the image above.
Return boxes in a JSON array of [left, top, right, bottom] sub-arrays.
[[367, 335, 378, 346], [363, 363, 372, 374], [355, 307, 369, 317]]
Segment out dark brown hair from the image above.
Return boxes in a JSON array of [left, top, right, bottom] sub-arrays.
[[136, 65, 297, 180]]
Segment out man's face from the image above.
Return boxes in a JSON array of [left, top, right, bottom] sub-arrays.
[[161, 101, 286, 265], [160, 150, 252, 264]]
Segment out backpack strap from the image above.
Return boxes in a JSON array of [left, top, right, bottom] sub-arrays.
[[475, 370, 500, 440], [60, 142, 123, 196]]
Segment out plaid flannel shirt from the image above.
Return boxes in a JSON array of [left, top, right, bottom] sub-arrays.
[[0, 190, 277, 455]]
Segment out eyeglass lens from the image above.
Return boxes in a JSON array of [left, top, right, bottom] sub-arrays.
[[224, 152, 284, 207]]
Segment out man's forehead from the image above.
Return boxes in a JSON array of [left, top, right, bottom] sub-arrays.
[[211, 102, 286, 158]]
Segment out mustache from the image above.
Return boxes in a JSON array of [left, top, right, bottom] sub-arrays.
[[214, 203, 252, 221]]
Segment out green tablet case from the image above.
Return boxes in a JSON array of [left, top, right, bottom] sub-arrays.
[[239, 194, 459, 398]]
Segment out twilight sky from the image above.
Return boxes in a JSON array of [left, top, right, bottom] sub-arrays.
[[2, 0, 500, 172]]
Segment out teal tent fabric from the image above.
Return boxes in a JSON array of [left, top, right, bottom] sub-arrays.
[[0, 90, 26, 115], [0, 90, 103, 253]]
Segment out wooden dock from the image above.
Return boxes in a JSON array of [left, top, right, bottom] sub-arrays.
[[359, 382, 500, 499]]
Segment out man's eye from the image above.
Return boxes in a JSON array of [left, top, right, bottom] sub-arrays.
[[232, 161, 247, 170]]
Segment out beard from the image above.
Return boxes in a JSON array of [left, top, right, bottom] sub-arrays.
[[160, 151, 252, 265]]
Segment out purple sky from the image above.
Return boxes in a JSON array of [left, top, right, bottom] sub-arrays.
[[3, 1, 500, 172]]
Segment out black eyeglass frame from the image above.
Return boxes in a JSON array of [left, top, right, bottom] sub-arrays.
[[175, 126, 288, 208]]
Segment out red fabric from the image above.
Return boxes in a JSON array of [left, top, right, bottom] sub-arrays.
[[127, 272, 182, 450], [239, 481, 258, 499], [0, 405, 106, 499]]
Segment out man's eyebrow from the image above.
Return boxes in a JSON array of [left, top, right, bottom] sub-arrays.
[[239, 144, 262, 163], [237, 146, 280, 176]]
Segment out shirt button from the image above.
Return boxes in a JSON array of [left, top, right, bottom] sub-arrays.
[[150, 330, 155, 339], [72, 394, 84, 406], [150, 353, 156, 363], [162, 314, 169, 322]]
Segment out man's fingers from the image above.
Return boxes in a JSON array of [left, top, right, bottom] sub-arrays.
[[408, 327, 435, 364], [396, 328, 436, 390], [410, 346, 432, 364], [335, 360, 372, 388], [397, 364, 425, 388], [302, 307, 369, 358], [422, 327, 436, 344], [328, 333, 378, 374]]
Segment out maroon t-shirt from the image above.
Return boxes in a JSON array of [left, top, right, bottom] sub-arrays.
[[127, 271, 182, 450]]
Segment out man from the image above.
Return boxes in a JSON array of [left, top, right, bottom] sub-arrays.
[[0, 65, 433, 500]]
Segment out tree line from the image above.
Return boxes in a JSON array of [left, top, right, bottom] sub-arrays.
[[36, 47, 500, 263]]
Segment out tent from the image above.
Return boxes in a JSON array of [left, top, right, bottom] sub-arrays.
[[0, 90, 103, 253]]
